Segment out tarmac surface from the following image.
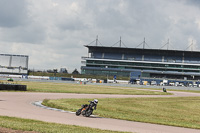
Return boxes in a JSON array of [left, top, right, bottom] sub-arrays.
[[0, 90, 200, 133]]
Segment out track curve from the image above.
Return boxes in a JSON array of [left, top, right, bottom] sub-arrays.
[[0, 91, 200, 133]]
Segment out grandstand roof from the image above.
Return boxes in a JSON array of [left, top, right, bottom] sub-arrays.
[[85, 45, 200, 57]]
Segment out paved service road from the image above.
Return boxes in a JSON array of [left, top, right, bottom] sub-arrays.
[[0, 91, 200, 133]]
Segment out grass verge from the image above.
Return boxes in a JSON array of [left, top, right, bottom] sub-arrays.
[[0, 116, 127, 133], [7, 81, 170, 95], [43, 97, 200, 129]]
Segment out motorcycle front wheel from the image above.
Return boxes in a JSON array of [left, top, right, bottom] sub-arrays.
[[85, 109, 93, 117]]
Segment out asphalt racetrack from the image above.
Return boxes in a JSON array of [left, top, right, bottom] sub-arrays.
[[1, 90, 200, 133]]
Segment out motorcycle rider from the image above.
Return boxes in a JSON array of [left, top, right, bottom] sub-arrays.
[[88, 99, 98, 110]]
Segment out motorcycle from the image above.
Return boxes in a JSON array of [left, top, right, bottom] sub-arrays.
[[76, 103, 94, 117]]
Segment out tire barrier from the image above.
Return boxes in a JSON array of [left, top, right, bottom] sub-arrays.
[[0, 84, 27, 91]]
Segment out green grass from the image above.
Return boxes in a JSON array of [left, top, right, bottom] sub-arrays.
[[0, 116, 128, 133], [8, 81, 170, 95], [43, 97, 200, 129]]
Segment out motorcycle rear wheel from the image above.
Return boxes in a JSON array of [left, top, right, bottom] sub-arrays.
[[76, 109, 82, 116], [81, 110, 86, 116]]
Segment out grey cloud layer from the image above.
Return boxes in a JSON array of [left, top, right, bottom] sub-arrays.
[[0, 0, 200, 71], [0, 0, 28, 27]]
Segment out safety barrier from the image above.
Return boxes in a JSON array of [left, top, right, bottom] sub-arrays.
[[0, 84, 27, 91]]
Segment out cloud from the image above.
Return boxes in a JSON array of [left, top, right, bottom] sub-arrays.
[[0, 0, 28, 27], [185, 0, 200, 8], [0, 0, 200, 72]]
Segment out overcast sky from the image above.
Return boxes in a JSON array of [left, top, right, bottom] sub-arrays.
[[0, 0, 200, 72]]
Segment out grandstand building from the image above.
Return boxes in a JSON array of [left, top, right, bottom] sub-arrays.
[[81, 45, 200, 81]]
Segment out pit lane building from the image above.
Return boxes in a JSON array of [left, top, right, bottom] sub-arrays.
[[81, 44, 200, 81]]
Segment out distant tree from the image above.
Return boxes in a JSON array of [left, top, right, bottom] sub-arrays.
[[53, 69, 58, 73], [60, 68, 68, 73], [53, 69, 58, 77], [28, 69, 33, 73], [72, 69, 80, 74], [47, 69, 54, 73]]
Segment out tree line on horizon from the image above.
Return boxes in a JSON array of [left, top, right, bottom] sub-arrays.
[[28, 68, 80, 75]]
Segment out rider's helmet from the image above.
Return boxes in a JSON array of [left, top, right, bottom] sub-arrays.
[[94, 99, 98, 104]]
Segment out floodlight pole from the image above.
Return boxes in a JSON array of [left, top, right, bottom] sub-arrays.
[[167, 39, 169, 50], [96, 35, 98, 46], [119, 36, 122, 47], [143, 38, 145, 49], [191, 40, 193, 51]]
